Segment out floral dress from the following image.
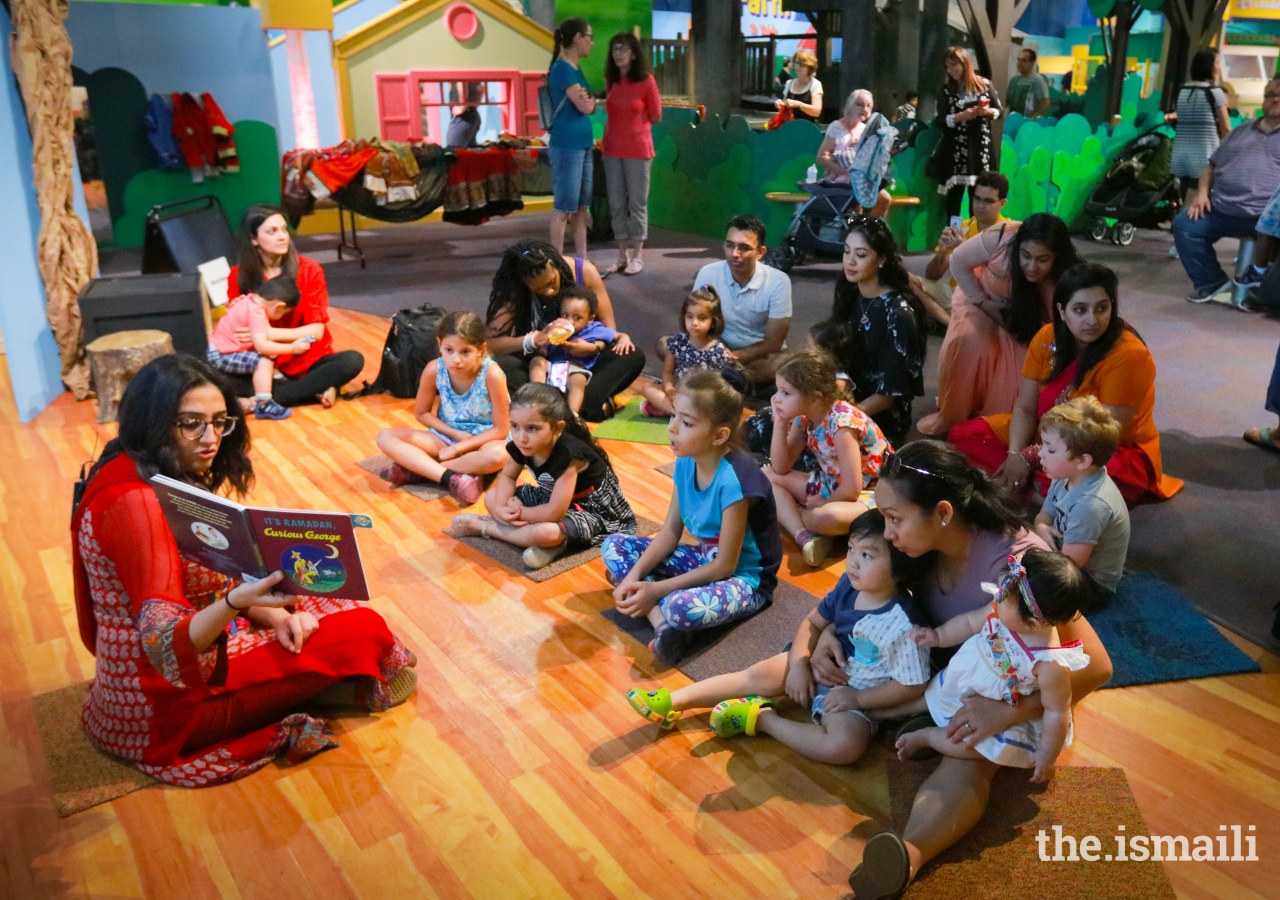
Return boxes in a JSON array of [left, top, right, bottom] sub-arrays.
[[72, 453, 415, 786], [936, 80, 1002, 194], [667, 332, 735, 380], [803, 400, 890, 500], [849, 290, 924, 446]]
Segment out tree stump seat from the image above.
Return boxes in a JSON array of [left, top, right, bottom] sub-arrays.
[[87, 330, 174, 423]]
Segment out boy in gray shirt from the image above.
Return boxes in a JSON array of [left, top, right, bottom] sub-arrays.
[[1033, 397, 1131, 592]]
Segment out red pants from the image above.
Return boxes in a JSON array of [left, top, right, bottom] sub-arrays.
[[183, 672, 339, 752], [948, 417, 1157, 506]]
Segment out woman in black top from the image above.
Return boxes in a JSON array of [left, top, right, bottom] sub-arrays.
[[485, 240, 645, 421], [775, 49, 824, 122], [936, 46, 1002, 218], [813, 216, 926, 446]]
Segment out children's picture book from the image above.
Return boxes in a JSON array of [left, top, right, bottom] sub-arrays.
[[150, 474, 373, 600]]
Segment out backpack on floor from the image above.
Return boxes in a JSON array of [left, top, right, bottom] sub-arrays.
[[355, 305, 445, 398]]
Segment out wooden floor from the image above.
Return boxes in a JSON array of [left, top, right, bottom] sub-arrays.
[[2, 308, 1278, 900]]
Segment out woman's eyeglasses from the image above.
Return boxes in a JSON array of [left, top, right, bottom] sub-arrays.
[[174, 416, 239, 441], [883, 453, 944, 480]]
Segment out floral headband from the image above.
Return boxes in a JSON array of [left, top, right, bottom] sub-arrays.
[[982, 552, 1045, 623]]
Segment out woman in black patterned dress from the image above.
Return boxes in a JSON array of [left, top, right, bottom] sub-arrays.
[[813, 217, 926, 446], [936, 46, 1002, 218]]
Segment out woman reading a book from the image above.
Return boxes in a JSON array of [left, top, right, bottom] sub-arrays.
[[70, 355, 416, 786]]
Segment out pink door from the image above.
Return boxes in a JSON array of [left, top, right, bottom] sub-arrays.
[[375, 74, 415, 141]]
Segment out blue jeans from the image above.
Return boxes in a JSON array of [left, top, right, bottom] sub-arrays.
[[1171, 207, 1259, 292], [549, 146, 593, 213]]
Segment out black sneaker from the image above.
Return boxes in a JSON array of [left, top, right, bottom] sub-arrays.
[[1187, 279, 1230, 303], [1234, 264, 1269, 289], [848, 831, 911, 899], [650, 624, 693, 666]]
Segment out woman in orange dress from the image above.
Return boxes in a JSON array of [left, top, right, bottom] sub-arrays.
[[918, 214, 1082, 436], [949, 263, 1183, 504]]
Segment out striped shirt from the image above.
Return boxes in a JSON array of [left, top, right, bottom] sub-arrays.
[[1171, 83, 1227, 178], [816, 577, 932, 690]]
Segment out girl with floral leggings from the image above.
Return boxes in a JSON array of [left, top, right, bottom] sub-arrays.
[[603, 370, 782, 664]]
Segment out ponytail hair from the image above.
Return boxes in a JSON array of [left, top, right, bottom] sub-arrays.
[[880, 440, 1024, 536], [550, 17, 591, 74], [510, 383, 609, 462], [676, 369, 744, 451]]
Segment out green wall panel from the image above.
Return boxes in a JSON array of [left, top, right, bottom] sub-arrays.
[[553, 0, 651, 90]]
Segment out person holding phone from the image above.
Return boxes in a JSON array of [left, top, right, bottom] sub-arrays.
[[909, 171, 1010, 328], [935, 47, 1002, 219]]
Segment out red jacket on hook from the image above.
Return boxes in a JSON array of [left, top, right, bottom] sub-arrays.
[[171, 92, 217, 171], [202, 93, 240, 174]]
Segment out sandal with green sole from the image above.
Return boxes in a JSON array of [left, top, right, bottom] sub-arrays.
[[626, 687, 682, 729], [709, 696, 772, 737]]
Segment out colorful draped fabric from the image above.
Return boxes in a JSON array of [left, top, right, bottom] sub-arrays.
[[71, 453, 414, 786], [443, 147, 524, 225]]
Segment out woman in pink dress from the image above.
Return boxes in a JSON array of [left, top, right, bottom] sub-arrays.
[[917, 213, 1081, 436]]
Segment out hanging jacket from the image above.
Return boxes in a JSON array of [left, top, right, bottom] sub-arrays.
[[845, 112, 897, 208], [171, 92, 218, 177], [143, 94, 184, 171], [202, 93, 240, 174]]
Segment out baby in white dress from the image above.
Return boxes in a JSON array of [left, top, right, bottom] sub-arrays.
[[894, 549, 1102, 783]]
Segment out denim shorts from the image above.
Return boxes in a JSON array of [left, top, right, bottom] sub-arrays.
[[549, 146, 593, 213], [810, 684, 878, 733]]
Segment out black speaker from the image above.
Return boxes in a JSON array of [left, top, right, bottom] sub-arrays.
[[142, 195, 238, 275], [79, 273, 207, 357]]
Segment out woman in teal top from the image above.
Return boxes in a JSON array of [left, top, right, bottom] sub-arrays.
[[547, 17, 597, 259]]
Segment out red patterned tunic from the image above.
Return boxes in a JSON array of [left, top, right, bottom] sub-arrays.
[[72, 453, 414, 786]]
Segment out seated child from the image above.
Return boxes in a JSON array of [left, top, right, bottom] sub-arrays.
[[451, 383, 637, 569], [603, 370, 782, 664], [766, 349, 891, 567], [641, 286, 737, 417], [1033, 397, 1130, 594], [375, 311, 511, 505], [893, 549, 1104, 783], [206, 275, 307, 420], [529, 286, 617, 414], [626, 509, 931, 766], [808, 319, 856, 397]]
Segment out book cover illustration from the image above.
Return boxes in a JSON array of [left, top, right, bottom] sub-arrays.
[[151, 475, 371, 600]]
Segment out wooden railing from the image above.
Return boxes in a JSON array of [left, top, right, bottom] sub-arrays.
[[642, 37, 694, 101], [741, 36, 778, 99]]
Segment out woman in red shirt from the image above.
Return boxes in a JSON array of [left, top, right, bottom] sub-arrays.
[[602, 32, 662, 276], [225, 204, 365, 408]]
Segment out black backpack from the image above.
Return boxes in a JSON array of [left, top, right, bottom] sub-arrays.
[[1254, 264, 1280, 315], [358, 305, 445, 398]]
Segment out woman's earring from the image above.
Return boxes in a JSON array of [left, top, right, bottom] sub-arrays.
[[942, 519, 949, 527]]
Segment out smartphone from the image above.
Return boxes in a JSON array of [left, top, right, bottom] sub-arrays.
[[949, 215, 964, 231]]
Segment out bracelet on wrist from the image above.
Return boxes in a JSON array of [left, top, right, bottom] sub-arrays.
[[225, 595, 249, 613]]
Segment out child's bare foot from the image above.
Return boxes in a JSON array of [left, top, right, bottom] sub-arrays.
[[237, 397, 256, 412], [450, 513, 493, 536], [319, 387, 338, 408], [895, 728, 933, 762]]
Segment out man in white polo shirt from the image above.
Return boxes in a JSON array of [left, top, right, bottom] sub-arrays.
[[658, 214, 792, 385]]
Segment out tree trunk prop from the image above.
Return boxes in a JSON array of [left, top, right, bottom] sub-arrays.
[[1159, 0, 1231, 109], [87, 330, 173, 424], [10, 0, 100, 400]]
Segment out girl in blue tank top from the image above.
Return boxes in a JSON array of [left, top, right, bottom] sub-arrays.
[[376, 311, 511, 505]]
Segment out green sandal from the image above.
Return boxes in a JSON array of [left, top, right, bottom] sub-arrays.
[[626, 687, 682, 729], [709, 696, 772, 737]]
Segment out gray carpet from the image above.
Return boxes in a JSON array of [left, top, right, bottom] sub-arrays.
[[99, 212, 1280, 653]]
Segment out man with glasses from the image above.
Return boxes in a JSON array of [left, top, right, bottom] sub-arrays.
[[908, 171, 1009, 327], [658, 214, 792, 385], [1173, 77, 1280, 302]]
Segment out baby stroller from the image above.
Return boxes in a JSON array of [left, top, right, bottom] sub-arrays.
[[764, 113, 899, 273], [1082, 126, 1181, 246], [763, 182, 863, 273]]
